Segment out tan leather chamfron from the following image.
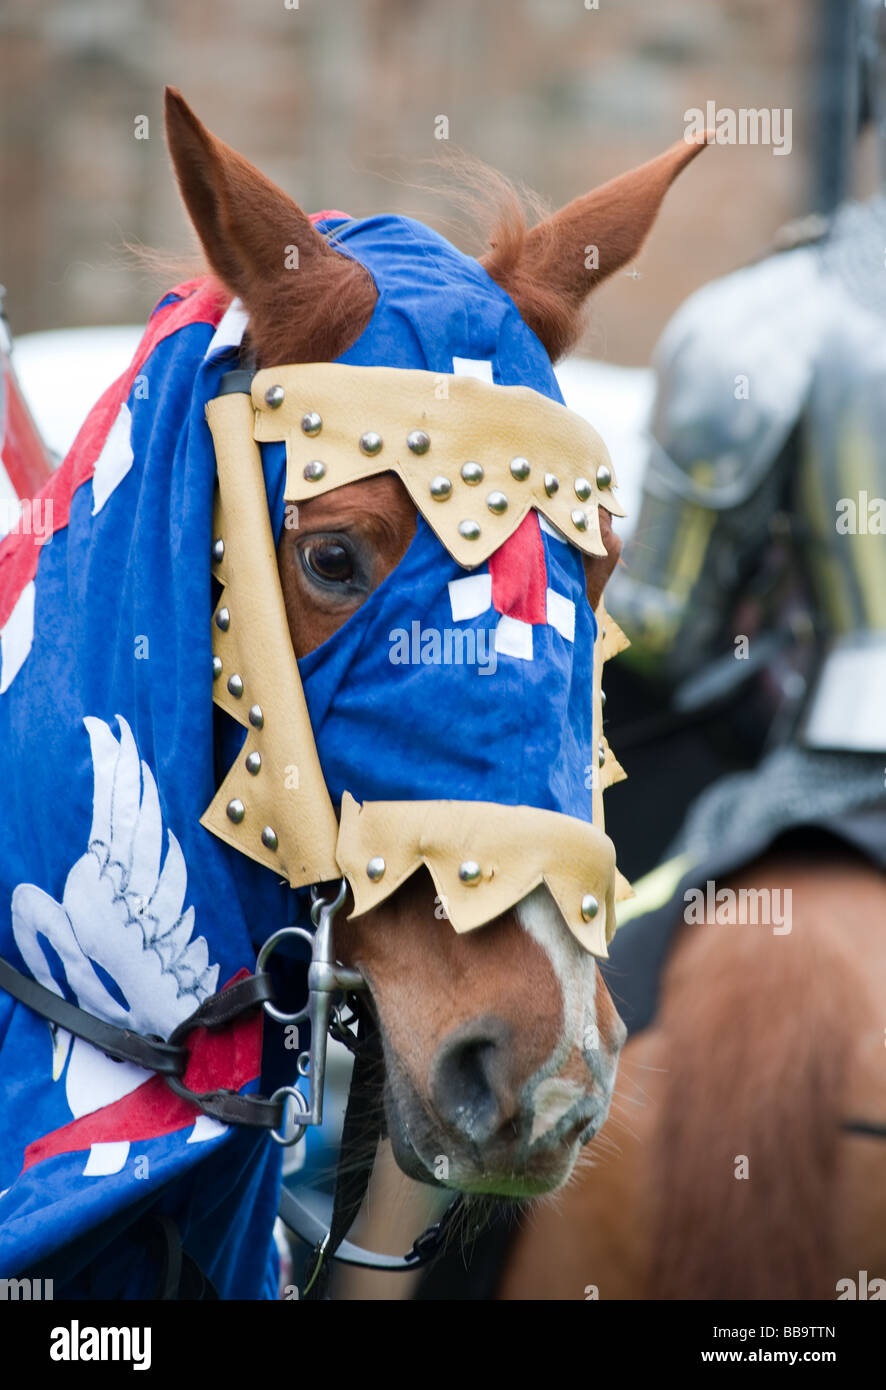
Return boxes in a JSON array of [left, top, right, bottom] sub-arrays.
[[336, 793, 617, 956], [201, 392, 341, 886], [250, 363, 625, 569], [595, 597, 629, 800], [594, 596, 632, 910], [200, 376, 632, 952]]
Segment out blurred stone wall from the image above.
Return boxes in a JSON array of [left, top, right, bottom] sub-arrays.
[[1, 0, 815, 362]]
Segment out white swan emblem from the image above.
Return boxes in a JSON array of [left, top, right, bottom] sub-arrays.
[[11, 715, 219, 1170]]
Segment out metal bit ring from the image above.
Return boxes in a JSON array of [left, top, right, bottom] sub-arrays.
[[257, 925, 315, 1025], [257, 878, 363, 1134], [269, 1085, 310, 1146]]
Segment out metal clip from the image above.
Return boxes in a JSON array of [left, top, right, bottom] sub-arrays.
[[257, 879, 364, 1138]]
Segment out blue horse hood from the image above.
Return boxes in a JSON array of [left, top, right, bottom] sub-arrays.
[[0, 211, 620, 1295]]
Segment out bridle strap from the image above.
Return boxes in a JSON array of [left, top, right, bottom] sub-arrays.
[[0, 955, 286, 1129], [0, 955, 186, 1075], [168, 972, 276, 1040], [291, 1002, 464, 1289], [278, 1184, 465, 1276], [302, 1004, 384, 1298]]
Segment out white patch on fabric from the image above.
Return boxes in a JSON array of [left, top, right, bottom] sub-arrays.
[[546, 588, 576, 642], [91, 402, 133, 515], [0, 580, 36, 694], [494, 614, 533, 661], [538, 513, 569, 544], [448, 573, 492, 621], [187, 1115, 229, 1144], [64, 1039, 150, 1120], [205, 297, 249, 360], [451, 357, 494, 382], [82, 1141, 130, 1176]]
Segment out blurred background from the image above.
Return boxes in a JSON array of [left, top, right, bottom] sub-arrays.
[[2, 0, 885, 1305], [1, 0, 879, 363]]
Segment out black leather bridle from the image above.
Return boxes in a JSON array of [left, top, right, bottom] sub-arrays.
[[0, 879, 463, 1296]]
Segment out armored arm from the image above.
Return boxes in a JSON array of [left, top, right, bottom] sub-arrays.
[[607, 246, 826, 686]]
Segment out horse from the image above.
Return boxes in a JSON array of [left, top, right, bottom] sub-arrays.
[[0, 88, 707, 1298], [495, 845, 886, 1300], [327, 848, 886, 1303]]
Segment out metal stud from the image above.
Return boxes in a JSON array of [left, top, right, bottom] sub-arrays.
[[458, 519, 481, 541], [245, 751, 262, 776], [581, 893, 600, 922], [574, 477, 592, 502], [212, 655, 223, 680], [486, 491, 508, 515], [366, 856, 386, 882], [601, 688, 606, 707], [461, 461, 484, 485], [303, 460, 326, 482], [459, 860, 482, 885], [509, 456, 530, 481], [301, 411, 322, 437], [598, 740, 606, 768], [215, 607, 230, 632], [265, 385, 285, 409], [227, 799, 245, 824], [544, 473, 559, 497], [227, 674, 244, 698], [596, 463, 613, 489], [249, 704, 264, 729], [571, 508, 589, 532], [359, 431, 383, 456], [407, 430, 430, 455], [212, 537, 225, 564], [429, 476, 452, 501], [261, 826, 278, 851]]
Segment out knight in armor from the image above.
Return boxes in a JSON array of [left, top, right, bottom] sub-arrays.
[[601, 0, 886, 1028]]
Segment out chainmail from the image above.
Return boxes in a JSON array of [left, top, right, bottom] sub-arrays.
[[668, 743, 886, 865]]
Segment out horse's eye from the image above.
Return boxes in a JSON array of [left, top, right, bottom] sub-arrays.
[[301, 539, 355, 585]]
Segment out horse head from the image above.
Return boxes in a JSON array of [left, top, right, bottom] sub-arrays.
[[165, 89, 705, 1197]]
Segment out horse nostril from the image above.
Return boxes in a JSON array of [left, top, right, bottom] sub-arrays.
[[429, 1018, 517, 1146]]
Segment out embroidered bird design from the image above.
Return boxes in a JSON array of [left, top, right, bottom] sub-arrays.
[[11, 715, 218, 1125]]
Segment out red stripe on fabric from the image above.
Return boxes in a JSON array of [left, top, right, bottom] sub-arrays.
[[21, 970, 261, 1173], [0, 278, 228, 631], [2, 372, 54, 497], [309, 210, 351, 225], [489, 511, 548, 624]]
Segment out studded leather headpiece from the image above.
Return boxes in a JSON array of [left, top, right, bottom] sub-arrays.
[[202, 364, 631, 956]]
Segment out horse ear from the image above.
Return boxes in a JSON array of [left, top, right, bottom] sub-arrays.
[[163, 87, 376, 363], [481, 134, 711, 361]]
